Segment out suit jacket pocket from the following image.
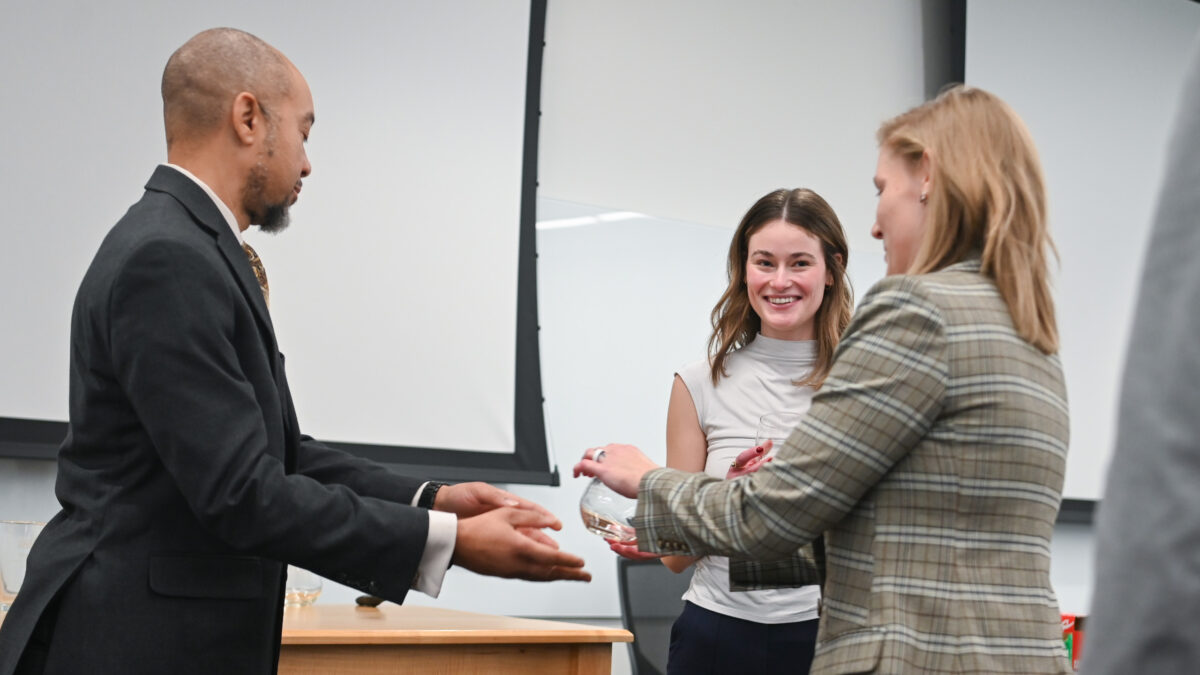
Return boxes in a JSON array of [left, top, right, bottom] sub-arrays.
[[149, 555, 265, 600]]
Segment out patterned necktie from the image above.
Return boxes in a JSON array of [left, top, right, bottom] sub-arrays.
[[242, 242, 270, 308]]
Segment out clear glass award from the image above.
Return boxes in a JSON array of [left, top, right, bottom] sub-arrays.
[[579, 479, 637, 542]]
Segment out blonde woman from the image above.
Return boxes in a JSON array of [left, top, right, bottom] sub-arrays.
[[578, 86, 1071, 674]]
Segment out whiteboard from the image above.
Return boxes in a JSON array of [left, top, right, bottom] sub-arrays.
[[0, 1, 546, 473]]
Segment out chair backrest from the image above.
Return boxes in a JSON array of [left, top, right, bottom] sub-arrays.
[[616, 558, 694, 675]]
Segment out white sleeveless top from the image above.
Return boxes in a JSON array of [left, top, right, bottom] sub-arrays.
[[675, 334, 821, 624]]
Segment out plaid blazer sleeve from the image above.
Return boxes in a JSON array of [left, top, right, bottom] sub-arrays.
[[633, 275, 948, 560]]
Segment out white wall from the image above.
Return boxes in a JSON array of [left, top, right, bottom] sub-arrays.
[[966, 0, 1200, 501], [538, 0, 931, 295], [412, 0, 933, 617], [401, 201, 735, 616]]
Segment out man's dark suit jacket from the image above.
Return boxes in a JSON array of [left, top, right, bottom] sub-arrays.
[[0, 166, 432, 674]]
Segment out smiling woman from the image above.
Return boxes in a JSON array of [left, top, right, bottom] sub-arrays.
[[710, 188, 853, 389], [746, 221, 831, 342], [607, 187, 853, 675]]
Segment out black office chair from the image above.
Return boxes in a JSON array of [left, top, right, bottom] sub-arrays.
[[616, 557, 694, 675]]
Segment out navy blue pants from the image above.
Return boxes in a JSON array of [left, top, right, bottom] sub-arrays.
[[667, 601, 818, 674]]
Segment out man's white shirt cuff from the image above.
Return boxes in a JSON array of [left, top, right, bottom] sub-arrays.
[[411, 483, 456, 597]]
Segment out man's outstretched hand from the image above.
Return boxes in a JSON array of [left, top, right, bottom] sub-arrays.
[[433, 482, 552, 519], [452, 507, 592, 582]]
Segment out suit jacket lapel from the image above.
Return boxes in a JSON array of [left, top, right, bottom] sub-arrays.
[[143, 166, 298, 465], [144, 165, 280, 366]]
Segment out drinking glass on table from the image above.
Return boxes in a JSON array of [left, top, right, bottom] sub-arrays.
[[0, 520, 45, 613], [284, 565, 323, 607]]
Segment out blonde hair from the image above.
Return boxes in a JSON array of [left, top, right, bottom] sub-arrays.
[[709, 188, 853, 388], [878, 85, 1059, 354]]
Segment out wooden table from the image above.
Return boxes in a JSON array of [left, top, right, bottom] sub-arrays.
[[279, 604, 632, 674]]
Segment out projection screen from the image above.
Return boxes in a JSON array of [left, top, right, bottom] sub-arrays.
[[0, 0, 555, 484]]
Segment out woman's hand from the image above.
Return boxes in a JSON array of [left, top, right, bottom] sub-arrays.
[[573, 444, 659, 498], [726, 439, 774, 479], [606, 537, 663, 561]]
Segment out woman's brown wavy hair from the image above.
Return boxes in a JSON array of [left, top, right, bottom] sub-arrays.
[[708, 188, 853, 387]]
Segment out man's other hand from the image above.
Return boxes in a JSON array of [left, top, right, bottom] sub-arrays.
[[433, 482, 552, 519], [452, 507, 591, 582]]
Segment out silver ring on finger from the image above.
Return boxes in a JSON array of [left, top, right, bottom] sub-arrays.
[[593, 448, 607, 463]]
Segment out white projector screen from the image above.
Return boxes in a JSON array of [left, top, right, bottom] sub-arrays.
[[0, 0, 555, 484]]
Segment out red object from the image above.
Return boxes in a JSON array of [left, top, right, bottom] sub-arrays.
[[1061, 614, 1085, 671]]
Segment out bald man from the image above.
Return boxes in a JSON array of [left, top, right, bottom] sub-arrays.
[[0, 28, 588, 675]]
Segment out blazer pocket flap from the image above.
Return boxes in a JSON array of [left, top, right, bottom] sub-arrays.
[[149, 555, 264, 600], [818, 628, 884, 674]]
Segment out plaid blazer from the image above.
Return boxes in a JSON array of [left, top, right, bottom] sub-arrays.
[[634, 260, 1072, 674]]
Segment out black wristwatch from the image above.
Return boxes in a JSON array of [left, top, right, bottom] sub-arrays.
[[417, 481, 448, 509]]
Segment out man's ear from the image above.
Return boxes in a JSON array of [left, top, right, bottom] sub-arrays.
[[231, 92, 262, 146]]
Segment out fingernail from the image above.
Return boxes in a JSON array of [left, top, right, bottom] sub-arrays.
[[504, 499, 519, 506], [755, 446, 764, 454]]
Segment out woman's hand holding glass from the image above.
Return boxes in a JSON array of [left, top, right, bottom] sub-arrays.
[[575, 444, 664, 560], [573, 444, 659, 498], [599, 439, 779, 560], [726, 411, 802, 478], [726, 439, 775, 479]]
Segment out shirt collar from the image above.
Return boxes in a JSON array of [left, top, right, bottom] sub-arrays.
[[164, 163, 244, 245]]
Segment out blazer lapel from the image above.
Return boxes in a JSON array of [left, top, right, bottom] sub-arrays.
[[144, 166, 280, 366]]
